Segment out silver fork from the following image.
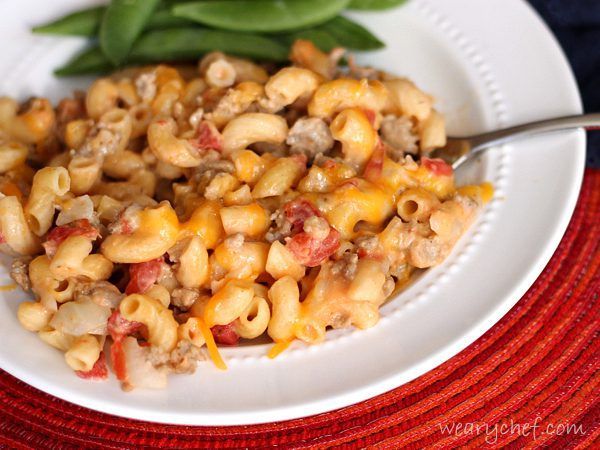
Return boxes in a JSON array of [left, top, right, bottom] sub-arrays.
[[431, 113, 600, 168]]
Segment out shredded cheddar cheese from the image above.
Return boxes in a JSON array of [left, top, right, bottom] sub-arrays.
[[0, 283, 17, 291], [197, 318, 227, 370], [267, 341, 291, 359], [0, 181, 22, 201], [457, 182, 494, 204]]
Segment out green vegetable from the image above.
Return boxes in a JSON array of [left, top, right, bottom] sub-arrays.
[[54, 46, 113, 76], [129, 28, 289, 62], [172, 0, 351, 33], [146, 9, 195, 29], [55, 27, 290, 77], [347, 0, 408, 10], [33, 5, 193, 37], [279, 16, 383, 53], [321, 16, 383, 50], [100, 0, 161, 65], [32, 6, 104, 37]]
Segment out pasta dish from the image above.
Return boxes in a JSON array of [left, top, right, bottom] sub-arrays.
[[0, 41, 491, 389]]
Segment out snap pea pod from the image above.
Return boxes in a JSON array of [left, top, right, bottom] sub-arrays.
[[172, 0, 351, 33], [54, 46, 113, 77], [348, 0, 408, 10], [55, 27, 290, 77], [129, 28, 289, 62], [33, 6, 194, 37], [32, 6, 104, 37], [280, 16, 383, 53], [100, 0, 161, 65], [146, 9, 195, 29], [320, 16, 383, 50]]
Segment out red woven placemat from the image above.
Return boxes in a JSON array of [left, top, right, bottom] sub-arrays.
[[1, 170, 599, 449]]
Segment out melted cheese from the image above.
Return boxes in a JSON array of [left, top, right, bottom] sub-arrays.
[[304, 179, 394, 239], [179, 200, 224, 249], [410, 166, 455, 199], [0, 181, 23, 201], [458, 182, 494, 204], [140, 204, 180, 240]]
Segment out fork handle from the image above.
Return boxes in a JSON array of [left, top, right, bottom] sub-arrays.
[[467, 113, 600, 152]]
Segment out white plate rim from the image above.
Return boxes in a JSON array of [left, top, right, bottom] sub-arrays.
[[0, 0, 585, 425]]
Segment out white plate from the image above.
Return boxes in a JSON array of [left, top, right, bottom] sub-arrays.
[[0, 0, 585, 425]]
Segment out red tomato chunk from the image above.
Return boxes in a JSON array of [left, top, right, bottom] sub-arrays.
[[287, 228, 340, 267], [43, 219, 99, 256], [193, 121, 222, 152], [422, 157, 453, 176], [284, 198, 321, 233], [211, 323, 239, 346], [107, 311, 144, 381], [363, 141, 385, 181], [107, 310, 143, 342], [75, 351, 108, 380], [125, 258, 163, 295]]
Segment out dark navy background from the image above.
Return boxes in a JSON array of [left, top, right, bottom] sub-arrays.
[[529, 0, 600, 167]]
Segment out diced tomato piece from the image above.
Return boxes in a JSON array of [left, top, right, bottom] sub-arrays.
[[421, 157, 453, 177], [193, 121, 222, 152], [107, 310, 142, 342], [284, 198, 321, 233], [357, 248, 384, 261], [357, 248, 368, 259], [110, 340, 128, 381], [107, 311, 145, 381], [362, 108, 377, 126], [287, 228, 340, 267], [125, 258, 163, 295], [43, 219, 100, 256], [211, 323, 239, 346], [75, 351, 108, 380], [0, 232, 5, 244], [364, 141, 385, 181], [110, 207, 137, 235], [120, 219, 134, 235]]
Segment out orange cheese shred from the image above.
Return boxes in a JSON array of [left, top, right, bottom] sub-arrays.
[[0, 283, 17, 291], [457, 182, 495, 204], [197, 318, 227, 370], [267, 341, 291, 359], [0, 182, 23, 201]]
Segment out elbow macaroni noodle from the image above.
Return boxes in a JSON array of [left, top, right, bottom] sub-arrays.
[[1, 43, 491, 389]]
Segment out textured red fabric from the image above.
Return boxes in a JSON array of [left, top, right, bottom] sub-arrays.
[[1, 170, 598, 449]]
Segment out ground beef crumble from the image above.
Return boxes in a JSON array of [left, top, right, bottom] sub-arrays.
[[355, 235, 380, 256], [10, 257, 31, 291], [331, 252, 359, 281], [170, 288, 200, 311], [148, 340, 205, 374], [286, 117, 334, 160], [265, 208, 292, 243], [380, 115, 419, 160]]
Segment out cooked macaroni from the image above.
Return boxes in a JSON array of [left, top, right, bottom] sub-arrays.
[[1, 41, 491, 389]]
